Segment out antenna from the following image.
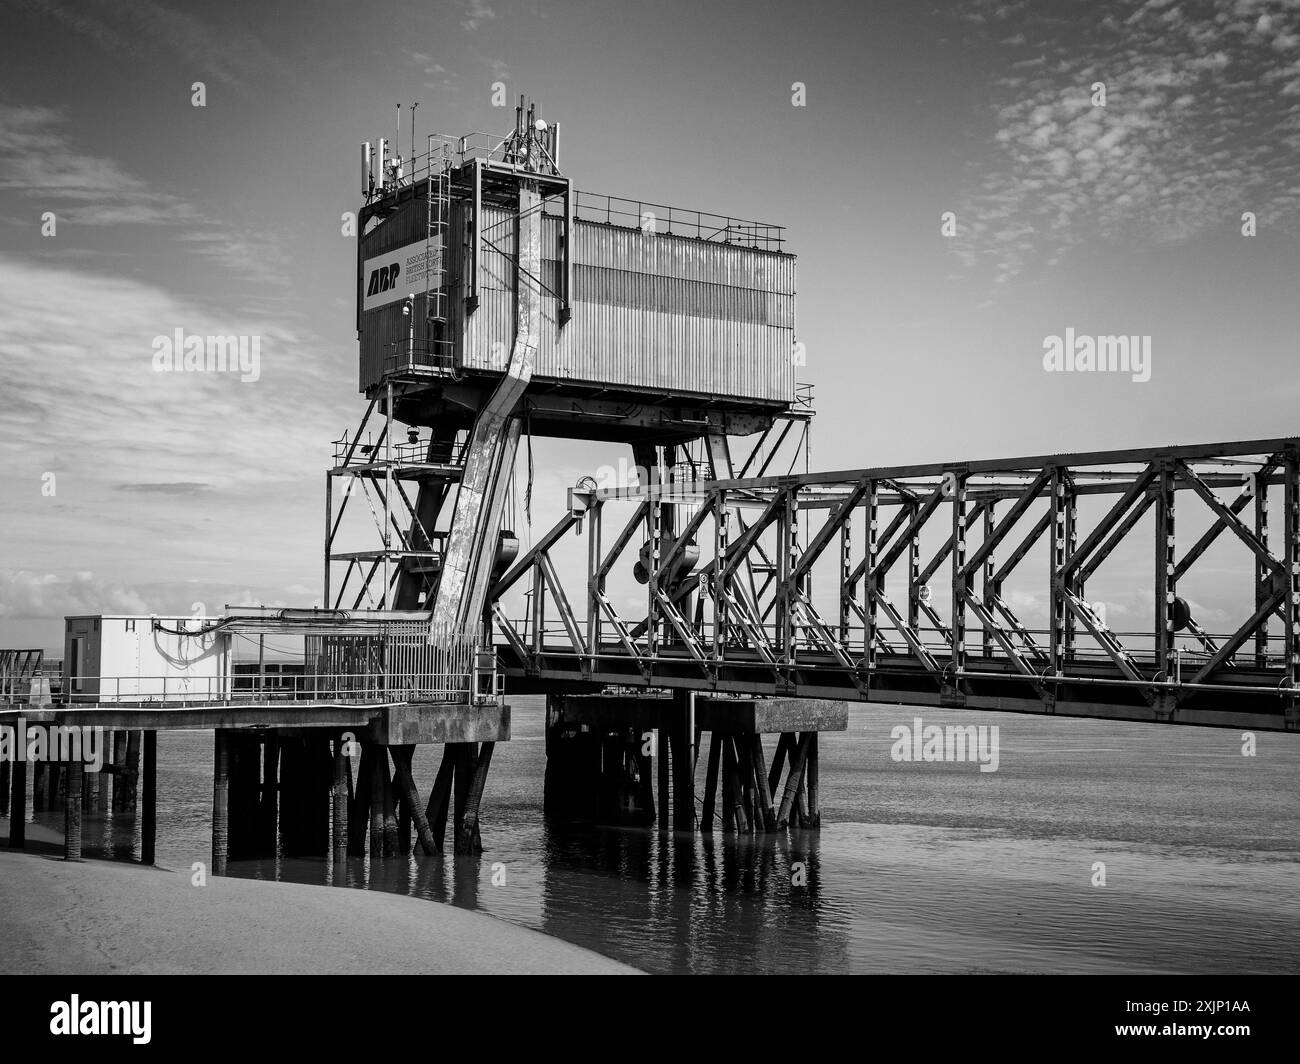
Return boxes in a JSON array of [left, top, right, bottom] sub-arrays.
[[362, 141, 373, 197], [410, 102, 419, 164]]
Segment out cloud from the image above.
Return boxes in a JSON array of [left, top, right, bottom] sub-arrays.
[[0, 105, 292, 288], [0, 570, 153, 618], [0, 254, 353, 620], [19, 0, 295, 95], [950, 0, 1300, 286], [0, 104, 197, 224], [0, 253, 342, 490], [404, 49, 448, 76], [461, 0, 497, 32], [115, 482, 211, 495]]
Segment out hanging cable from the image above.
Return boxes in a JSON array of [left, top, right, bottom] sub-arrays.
[[524, 403, 535, 527]]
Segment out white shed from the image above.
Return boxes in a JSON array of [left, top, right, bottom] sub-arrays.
[[63, 615, 231, 703]]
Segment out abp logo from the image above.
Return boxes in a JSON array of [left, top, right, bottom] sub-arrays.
[[366, 261, 400, 297]]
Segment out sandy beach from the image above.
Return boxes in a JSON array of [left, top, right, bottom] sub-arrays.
[[0, 847, 640, 975]]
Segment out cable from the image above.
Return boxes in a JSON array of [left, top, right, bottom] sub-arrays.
[[524, 405, 535, 527]]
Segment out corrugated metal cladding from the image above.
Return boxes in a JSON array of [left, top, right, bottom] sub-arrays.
[[358, 199, 430, 391], [360, 200, 797, 403]]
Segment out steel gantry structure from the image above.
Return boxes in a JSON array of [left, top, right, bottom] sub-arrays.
[[489, 437, 1300, 732]]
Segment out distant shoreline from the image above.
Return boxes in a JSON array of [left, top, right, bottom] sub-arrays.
[[0, 848, 641, 976]]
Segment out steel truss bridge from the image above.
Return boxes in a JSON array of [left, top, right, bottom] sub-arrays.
[[489, 437, 1300, 733]]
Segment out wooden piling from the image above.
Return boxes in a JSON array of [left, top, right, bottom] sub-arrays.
[[739, 739, 755, 829], [32, 761, 46, 813], [670, 695, 695, 831], [749, 734, 777, 832], [455, 741, 493, 855], [379, 748, 399, 858], [7, 759, 26, 848], [212, 730, 230, 875], [63, 761, 83, 861], [635, 734, 656, 826], [350, 743, 374, 858], [141, 731, 156, 865], [97, 754, 110, 810], [451, 743, 478, 853], [768, 732, 793, 796], [425, 745, 456, 853], [597, 733, 620, 823], [701, 731, 721, 828], [656, 726, 670, 832], [332, 736, 349, 861], [776, 733, 812, 829], [111, 731, 127, 811], [390, 745, 438, 856], [806, 732, 820, 828], [121, 731, 141, 815], [83, 760, 99, 814], [398, 798, 412, 854], [726, 736, 749, 832], [542, 695, 563, 818], [721, 733, 735, 832], [368, 745, 384, 859], [261, 733, 279, 856], [0, 757, 9, 819]]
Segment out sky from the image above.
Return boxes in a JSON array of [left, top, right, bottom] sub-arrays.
[[1, 0, 1298, 653]]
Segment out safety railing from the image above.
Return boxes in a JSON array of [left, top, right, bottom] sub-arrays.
[[380, 337, 459, 383], [332, 431, 466, 468], [561, 190, 786, 251], [51, 655, 501, 708]]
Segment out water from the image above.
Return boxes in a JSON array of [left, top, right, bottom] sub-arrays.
[[26, 698, 1300, 973]]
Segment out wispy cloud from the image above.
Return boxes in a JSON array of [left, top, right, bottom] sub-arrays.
[[950, 0, 1300, 285], [461, 0, 497, 32], [19, 0, 296, 95], [0, 104, 198, 224], [0, 104, 291, 288], [114, 482, 212, 495], [0, 254, 351, 629], [404, 47, 458, 92]]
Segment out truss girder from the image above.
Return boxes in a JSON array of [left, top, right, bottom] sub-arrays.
[[485, 438, 1300, 730]]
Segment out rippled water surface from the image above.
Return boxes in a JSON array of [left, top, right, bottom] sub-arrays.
[[31, 698, 1300, 973]]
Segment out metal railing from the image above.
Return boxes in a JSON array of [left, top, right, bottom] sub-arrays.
[[381, 337, 459, 382], [332, 431, 466, 468], [49, 664, 497, 708], [560, 190, 786, 251], [365, 137, 787, 252]]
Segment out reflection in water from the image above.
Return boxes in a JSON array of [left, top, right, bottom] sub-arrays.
[[32, 699, 1300, 974], [533, 824, 843, 974]]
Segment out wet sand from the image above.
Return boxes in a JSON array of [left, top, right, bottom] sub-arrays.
[[0, 847, 640, 975]]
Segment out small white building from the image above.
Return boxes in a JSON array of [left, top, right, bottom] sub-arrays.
[[63, 615, 232, 703]]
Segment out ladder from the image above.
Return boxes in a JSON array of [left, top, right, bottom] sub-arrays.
[[426, 142, 451, 327]]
